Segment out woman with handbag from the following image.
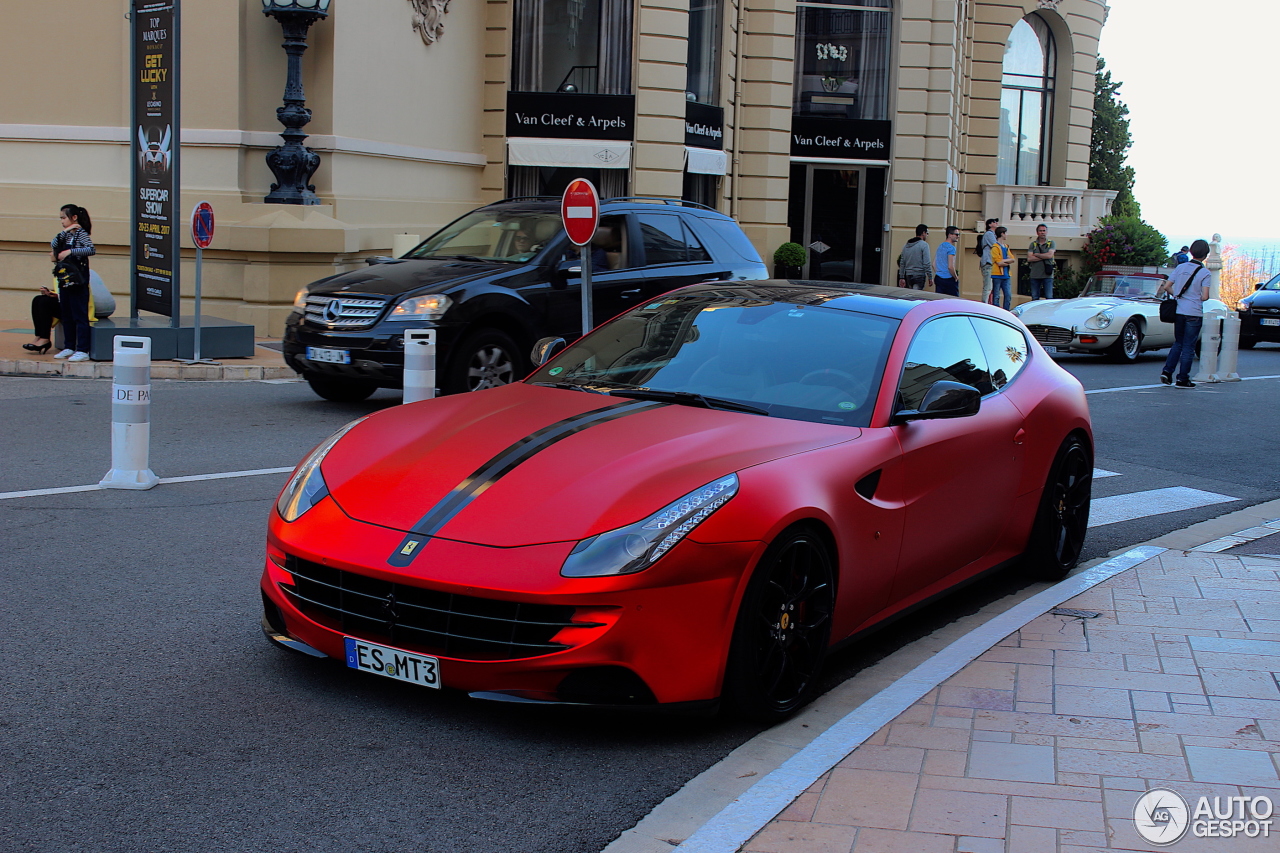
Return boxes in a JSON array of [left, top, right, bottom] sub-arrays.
[[50, 204, 95, 362]]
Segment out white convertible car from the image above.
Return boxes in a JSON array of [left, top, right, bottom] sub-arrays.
[[1012, 268, 1173, 362]]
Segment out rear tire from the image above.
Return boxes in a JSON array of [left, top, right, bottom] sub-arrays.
[[724, 527, 835, 723], [306, 375, 377, 403], [444, 329, 522, 394], [1022, 435, 1092, 581]]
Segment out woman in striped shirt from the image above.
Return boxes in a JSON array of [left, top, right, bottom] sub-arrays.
[[50, 204, 95, 362]]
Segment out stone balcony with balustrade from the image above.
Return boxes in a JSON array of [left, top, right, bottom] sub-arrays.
[[978, 185, 1118, 243]]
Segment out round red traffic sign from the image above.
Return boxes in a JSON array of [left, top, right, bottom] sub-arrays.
[[191, 201, 215, 249], [561, 179, 599, 246]]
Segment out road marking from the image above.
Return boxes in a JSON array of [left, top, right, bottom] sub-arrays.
[[1088, 486, 1238, 527], [1094, 468, 1121, 478], [1085, 374, 1280, 395], [0, 467, 295, 501]]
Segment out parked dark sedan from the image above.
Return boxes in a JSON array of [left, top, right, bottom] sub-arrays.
[[1239, 274, 1280, 348], [282, 197, 768, 401]]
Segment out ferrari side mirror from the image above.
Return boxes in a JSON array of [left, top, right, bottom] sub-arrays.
[[891, 381, 981, 425]]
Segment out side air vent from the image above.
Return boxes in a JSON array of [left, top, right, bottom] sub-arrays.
[[854, 470, 881, 500]]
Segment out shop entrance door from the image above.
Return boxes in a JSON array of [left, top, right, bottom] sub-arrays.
[[787, 164, 886, 284]]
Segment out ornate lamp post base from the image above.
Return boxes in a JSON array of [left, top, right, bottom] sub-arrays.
[[262, 1, 331, 204]]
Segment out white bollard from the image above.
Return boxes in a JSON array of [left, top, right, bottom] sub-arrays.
[[1219, 312, 1242, 381], [99, 336, 160, 490], [1193, 312, 1222, 384], [402, 328, 437, 404]]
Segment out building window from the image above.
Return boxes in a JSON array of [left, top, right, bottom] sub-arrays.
[[511, 0, 632, 94], [793, 0, 891, 120], [998, 14, 1055, 186], [686, 0, 722, 104]]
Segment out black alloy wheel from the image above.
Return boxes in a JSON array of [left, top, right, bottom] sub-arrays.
[[1108, 319, 1142, 362], [306, 375, 377, 403], [445, 329, 521, 394], [725, 528, 835, 723], [1023, 434, 1092, 581]]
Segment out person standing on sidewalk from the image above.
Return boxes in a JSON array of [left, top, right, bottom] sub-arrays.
[[989, 226, 1013, 309], [979, 218, 998, 304], [50, 204, 95, 363], [897, 224, 932, 289], [1027, 224, 1056, 299], [1158, 239, 1211, 388], [934, 226, 960, 296]]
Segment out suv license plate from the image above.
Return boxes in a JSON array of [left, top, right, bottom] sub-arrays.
[[344, 638, 440, 688], [307, 346, 351, 364], [1262, 318, 1280, 327]]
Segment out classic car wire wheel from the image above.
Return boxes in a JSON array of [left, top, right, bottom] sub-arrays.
[[727, 529, 835, 721]]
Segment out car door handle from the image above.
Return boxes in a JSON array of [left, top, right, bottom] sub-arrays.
[[1013, 428, 1026, 445], [621, 289, 641, 296]]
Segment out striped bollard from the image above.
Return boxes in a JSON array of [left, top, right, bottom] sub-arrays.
[[99, 336, 160, 490], [402, 328, 437, 404]]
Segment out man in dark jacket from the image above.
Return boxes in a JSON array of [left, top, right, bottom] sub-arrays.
[[897, 224, 932, 290]]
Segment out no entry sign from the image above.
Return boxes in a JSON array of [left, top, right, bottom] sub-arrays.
[[191, 201, 215, 249], [561, 179, 599, 246]]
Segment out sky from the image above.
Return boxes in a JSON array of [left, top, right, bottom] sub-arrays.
[[1096, 1, 1280, 244]]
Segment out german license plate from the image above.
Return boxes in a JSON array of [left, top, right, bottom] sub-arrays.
[[306, 346, 351, 364], [1262, 318, 1280, 327], [344, 637, 440, 688], [1042, 346, 1058, 353]]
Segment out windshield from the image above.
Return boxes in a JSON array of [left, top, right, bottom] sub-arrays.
[[404, 209, 564, 263], [1082, 275, 1163, 299], [1261, 274, 1280, 291], [526, 292, 899, 427]]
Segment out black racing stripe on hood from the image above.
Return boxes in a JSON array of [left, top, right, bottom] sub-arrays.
[[386, 399, 666, 566]]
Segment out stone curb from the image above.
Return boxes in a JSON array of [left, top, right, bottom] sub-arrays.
[[0, 356, 297, 381]]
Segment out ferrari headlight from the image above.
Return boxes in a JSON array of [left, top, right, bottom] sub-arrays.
[[1084, 310, 1113, 330], [388, 293, 452, 321], [560, 474, 739, 578], [276, 418, 367, 522], [293, 288, 308, 309]]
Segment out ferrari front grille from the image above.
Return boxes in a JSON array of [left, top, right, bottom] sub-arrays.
[[1026, 324, 1073, 346], [281, 556, 583, 660], [304, 294, 389, 329]]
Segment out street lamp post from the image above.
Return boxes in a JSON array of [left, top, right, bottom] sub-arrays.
[[261, 0, 331, 204]]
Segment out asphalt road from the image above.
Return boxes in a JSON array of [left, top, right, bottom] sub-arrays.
[[2, 342, 1278, 853]]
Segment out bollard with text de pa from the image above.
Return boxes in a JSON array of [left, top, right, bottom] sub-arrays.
[[99, 336, 160, 490], [402, 328, 437, 404]]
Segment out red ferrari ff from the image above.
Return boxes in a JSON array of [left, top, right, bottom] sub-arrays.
[[261, 282, 1092, 721]]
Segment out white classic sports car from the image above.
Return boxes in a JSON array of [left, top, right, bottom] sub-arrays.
[[1012, 268, 1173, 362]]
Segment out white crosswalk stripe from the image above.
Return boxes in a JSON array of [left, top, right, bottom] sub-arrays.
[[1088, 486, 1238, 527]]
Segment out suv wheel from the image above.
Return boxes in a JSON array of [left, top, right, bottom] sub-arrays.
[[445, 329, 522, 394], [306, 375, 377, 403]]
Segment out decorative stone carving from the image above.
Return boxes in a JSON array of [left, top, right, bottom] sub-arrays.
[[1037, 0, 1061, 9], [407, 0, 450, 45]]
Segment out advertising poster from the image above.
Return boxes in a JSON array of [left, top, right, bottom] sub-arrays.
[[131, 1, 179, 320]]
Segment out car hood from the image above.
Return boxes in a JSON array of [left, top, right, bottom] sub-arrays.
[[1016, 296, 1150, 327], [321, 382, 860, 547], [307, 257, 515, 297], [1245, 290, 1280, 308]]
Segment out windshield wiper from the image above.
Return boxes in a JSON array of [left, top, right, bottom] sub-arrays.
[[432, 254, 487, 263], [529, 381, 606, 394], [606, 388, 769, 415]]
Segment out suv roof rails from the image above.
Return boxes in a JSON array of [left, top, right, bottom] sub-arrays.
[[489, 195, 719, 213]]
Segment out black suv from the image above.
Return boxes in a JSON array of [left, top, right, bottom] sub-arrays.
[[1238, 273, 1280, 348], [282, 197, 768, 401]]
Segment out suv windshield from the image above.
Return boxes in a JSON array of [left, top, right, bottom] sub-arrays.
[[405, 208, 565, 263], [1082, 275, 1163, 299], [526, 291, 899, 427]]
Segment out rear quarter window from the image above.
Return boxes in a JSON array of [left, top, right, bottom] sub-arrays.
[[699, 216, 765, 264]]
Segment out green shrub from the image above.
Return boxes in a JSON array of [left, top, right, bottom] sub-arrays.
[[773, 242, 807, 269], [1053, 263, 1088, 299], [1080, 215, 1168, 275]]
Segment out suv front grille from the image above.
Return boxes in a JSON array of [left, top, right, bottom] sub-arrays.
[[1026, 324, 1073, 346], [304, 294, 389, 329], [280, 556, 582, 660]]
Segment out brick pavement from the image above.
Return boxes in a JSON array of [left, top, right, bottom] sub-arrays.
[[743, 550, 1280, 852]]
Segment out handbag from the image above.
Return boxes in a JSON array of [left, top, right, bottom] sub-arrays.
[[1159, 264, 1202, 322], [52, 232, 87, 289]]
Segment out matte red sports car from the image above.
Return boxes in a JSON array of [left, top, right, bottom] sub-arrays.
[[261, 282, 1092, 721]]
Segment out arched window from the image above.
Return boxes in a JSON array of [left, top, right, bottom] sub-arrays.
[[998, 14, 1055, 186]]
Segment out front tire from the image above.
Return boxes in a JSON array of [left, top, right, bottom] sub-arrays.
[[444, 329, 522, 394], [1238, 334, 1257, 350], [306, 375, 377, 403], [1107, 319, 1142, 362], [724, 527, 835, 723], [1022, 435, 1092, 581]]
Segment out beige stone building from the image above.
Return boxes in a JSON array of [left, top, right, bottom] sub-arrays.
[[0, 0, 1113, 336]]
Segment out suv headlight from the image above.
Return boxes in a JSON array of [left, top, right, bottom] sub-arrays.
[[1084, 310, 1113, 330], [276, 418, 367, 522], [1237, 300, 1251, 312], [561, 474, 739, 577], [388, 294, 452, 321], [293, 288, 308, 309]]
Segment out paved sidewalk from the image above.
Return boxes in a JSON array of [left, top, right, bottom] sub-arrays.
[[742, 548, 1280, 852], [0, 319, 295, 380]]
